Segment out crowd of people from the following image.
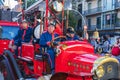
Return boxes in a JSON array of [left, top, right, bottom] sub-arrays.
[[90, 35, 120, 59]]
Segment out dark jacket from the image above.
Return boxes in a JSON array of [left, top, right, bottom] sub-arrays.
[[66, 35, 80, 41], [13, 27, 33, 46], [39, 31, 59, 48]]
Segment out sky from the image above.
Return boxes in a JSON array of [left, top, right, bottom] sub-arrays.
[[4, 0, 18, 9]]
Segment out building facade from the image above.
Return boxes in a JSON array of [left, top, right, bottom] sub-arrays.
[[76, 0, 120, 36]]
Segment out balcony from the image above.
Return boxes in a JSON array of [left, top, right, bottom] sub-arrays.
[[115, 22, 120, 29], [88, 23, 120, 31], [115, 1, 120, 9], [88, 25, 102, 31], [84, 7, 102, 16], [85, 0, 93, 1]]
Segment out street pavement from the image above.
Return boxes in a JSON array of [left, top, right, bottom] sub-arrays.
[[0, 72, 4, 80]]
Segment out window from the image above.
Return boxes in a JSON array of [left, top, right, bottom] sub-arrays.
[[77, 19, 82, 30], [98, 0, 102, 8], [97, 17, 101, 29], [111, 13, 116, 24], [1, 26, 19, 40], [88, 3, 92, 13], [88, 3, 92, 10], [106, 14, 111, 25], [88, 18, 91, 30], [78, 4, 82, 14], [103, 0, 115, 11], [103, 12, 117, 29]]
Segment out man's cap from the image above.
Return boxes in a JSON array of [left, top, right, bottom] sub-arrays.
[[21, 20, 28, 23], [48, 23, 56, 27], [67, 27, 75, 34]]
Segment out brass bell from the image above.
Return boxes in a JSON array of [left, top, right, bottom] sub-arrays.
[[93, 29, 99, 39]]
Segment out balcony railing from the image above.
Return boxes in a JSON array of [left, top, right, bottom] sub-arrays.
[[84, 7, 102, 16], [88, 25, 96, 31], [115, 1, 120, 9], [88, 25, 102, 31], [115, 22, 120, 28], [88, 23, 120, 31]]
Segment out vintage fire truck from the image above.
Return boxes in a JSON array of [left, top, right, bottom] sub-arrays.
[[0, 0, 119, 80]]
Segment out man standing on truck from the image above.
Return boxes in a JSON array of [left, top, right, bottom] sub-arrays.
[[39, 23, 59, 74], [9, 20, 33, 56]]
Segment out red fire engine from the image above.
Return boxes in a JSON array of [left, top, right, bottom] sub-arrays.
[[0, 0, 119, 80]]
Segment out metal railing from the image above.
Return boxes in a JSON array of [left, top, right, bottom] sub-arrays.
[[87, 24, 120, 31], [88, 25, 102, 31], [88, 25, 97, 31], [115, 22, 120, 27], [84, 7, 102, 16]]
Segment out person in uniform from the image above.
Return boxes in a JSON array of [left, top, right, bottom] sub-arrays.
[[9, 20, 33, 55], [66, 27, 80, 41], [39, 23, 59, 74]]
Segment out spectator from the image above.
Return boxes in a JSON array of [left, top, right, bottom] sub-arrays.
[[90, 37, 97, 52], [111, 37, 120, 56], [101, 35, 110, 53]]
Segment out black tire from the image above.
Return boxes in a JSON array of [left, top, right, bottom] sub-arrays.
[[0, 59, 13, 80], [4, 50, 24, 80], [50, 73, 68, 80]]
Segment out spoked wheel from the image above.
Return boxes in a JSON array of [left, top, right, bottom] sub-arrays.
[[0, 60, 11, 80], [50, 73, 68, 80]]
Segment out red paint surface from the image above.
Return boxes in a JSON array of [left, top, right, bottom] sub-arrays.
[[0, 40, 10, 54], [55, 41, 99, 79], [21, 43, 34, 61], [0, 21, 19, 26]]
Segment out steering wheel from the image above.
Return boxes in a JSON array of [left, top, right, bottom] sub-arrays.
[[53, 36, 66, 42], [50, 36, 66, 47]]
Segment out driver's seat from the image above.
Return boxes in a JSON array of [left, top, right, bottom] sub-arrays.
[[18, 43, 34, 62]]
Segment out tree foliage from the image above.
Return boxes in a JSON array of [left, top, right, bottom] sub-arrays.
[[27, 0, 37, 8], [64, 10, 79, 28], [22, 0, 37, 9]]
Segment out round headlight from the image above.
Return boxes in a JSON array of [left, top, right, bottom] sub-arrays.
[[95, 65, 104, 78]]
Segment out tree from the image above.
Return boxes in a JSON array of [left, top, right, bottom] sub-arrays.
[[64, 10, 80, 28], [22, 0, 37, 9], [26, 0, 37, 8]]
